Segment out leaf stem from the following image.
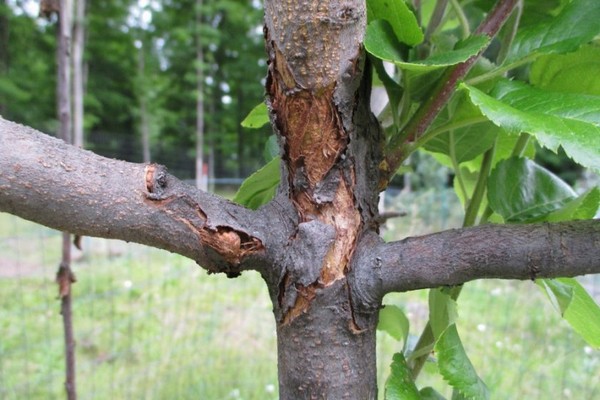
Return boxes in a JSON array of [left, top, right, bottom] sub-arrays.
[[450, 0, 471, 38], [463, 140, 496, 227], [496, 0, 523, 64], [410, 115, 488, 151], [450, 131, 469, 202], [465, 54, 535, 86], [479, 132, 530, 223], [425, 0, 450, 41]]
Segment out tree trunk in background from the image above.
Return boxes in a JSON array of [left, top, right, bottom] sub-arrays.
[[236, 86, 244, 178], [58, 1, 72, 144], [72, 0, 85, 148], [138, 43, 151, 163], [57, 1, 77, 399], [0, 0, 8, 114], [195, 0, 206, 190]]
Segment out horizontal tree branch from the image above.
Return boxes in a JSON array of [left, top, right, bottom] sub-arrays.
[[351, 220, 600, 307], [0, 117, 284, 276]]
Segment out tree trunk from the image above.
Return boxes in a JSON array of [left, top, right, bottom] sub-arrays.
[[57, 1, 77, 398], [195, 0, 206, 190], [264, 0, 384, 396], [276, 281, 378, 399], [72, 0, 85, 148], [0, 0, 9, 114]]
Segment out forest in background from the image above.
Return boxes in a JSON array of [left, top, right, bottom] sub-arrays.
[[0, 0, 271, 181]]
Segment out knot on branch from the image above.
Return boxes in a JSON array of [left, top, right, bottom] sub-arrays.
[[145, 164, 168, 200]]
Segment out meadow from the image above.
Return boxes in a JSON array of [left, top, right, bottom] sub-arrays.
[[1, 189, 598, 399]]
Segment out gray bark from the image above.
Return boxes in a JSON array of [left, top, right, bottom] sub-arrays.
[[72, 0, 85, 148]]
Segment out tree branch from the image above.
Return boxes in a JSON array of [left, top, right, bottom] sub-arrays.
[[0, 117, 280, 276], [351, 220, 600, 305]]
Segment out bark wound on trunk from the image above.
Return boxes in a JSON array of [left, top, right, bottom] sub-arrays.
[[265, 1, 379, 398], [266, 0, 365, 322]]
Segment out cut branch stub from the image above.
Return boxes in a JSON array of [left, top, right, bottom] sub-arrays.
[[144, 164, 264, 277], [265, 0, 368, 324]]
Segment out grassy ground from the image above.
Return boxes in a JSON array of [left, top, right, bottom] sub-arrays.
[[1, 196, 599, 399]]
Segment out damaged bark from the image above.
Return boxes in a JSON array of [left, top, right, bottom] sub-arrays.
[[0, 118, 272, 277], [264, 0, 384, 397]]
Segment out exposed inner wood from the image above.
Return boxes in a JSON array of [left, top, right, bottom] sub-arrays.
[[267, 33, 362, 322], [144, 165, 264, 273]]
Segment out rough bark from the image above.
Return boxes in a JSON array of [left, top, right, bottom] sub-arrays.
[[0, 117, 283, 277], [349, 222, 600, 309], [263, 0, 385, 396]]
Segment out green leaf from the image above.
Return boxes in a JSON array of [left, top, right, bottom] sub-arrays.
[[420, 387, 447, 400], [429, 288, 458, 340], [241, 102, 269, 129], [232, 157, 280, 210], [378, 305, 410, 346], [462, 80, 600, 172], [365, 21, 489, 71], [372, 57, 403, 124], [435, 324, 489, 400], [367, 0, 423, 46], [384, 353, 421, 400], [505, 0, 600, 64], [546, 187, 600, 222], [487, 157, 576, 222], [424, 123, 499, 164], [530, 45, 600, 96], [539, 278, 600, 348], [263, 135, 279, 162]]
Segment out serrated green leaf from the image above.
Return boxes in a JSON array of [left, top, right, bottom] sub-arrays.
[[505, 0, 600, 64], [429, 288, 458, 340], [487, 157, 576, 222], [232, 157, 280, 209], [378, 305, 410, 346], [420, 387, 447, 400], [367, 0, 423, 46], [435, 324, 489, 400], [539, 278, 600, 348], [384, 353, 421, 400], [462, 80, 600, 172], [365, 21, 489, 71], [530, 45, 600, 96], [241, 102, 269, 129], [546, 187, 600, 222]]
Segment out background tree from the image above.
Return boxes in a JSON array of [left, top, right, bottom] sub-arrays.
[[1, 0, 600, 398]]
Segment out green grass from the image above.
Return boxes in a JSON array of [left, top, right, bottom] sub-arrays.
[[1, 210, 599, 399]]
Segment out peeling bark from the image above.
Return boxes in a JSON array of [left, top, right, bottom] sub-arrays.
[[264, 0, 385, 396]]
